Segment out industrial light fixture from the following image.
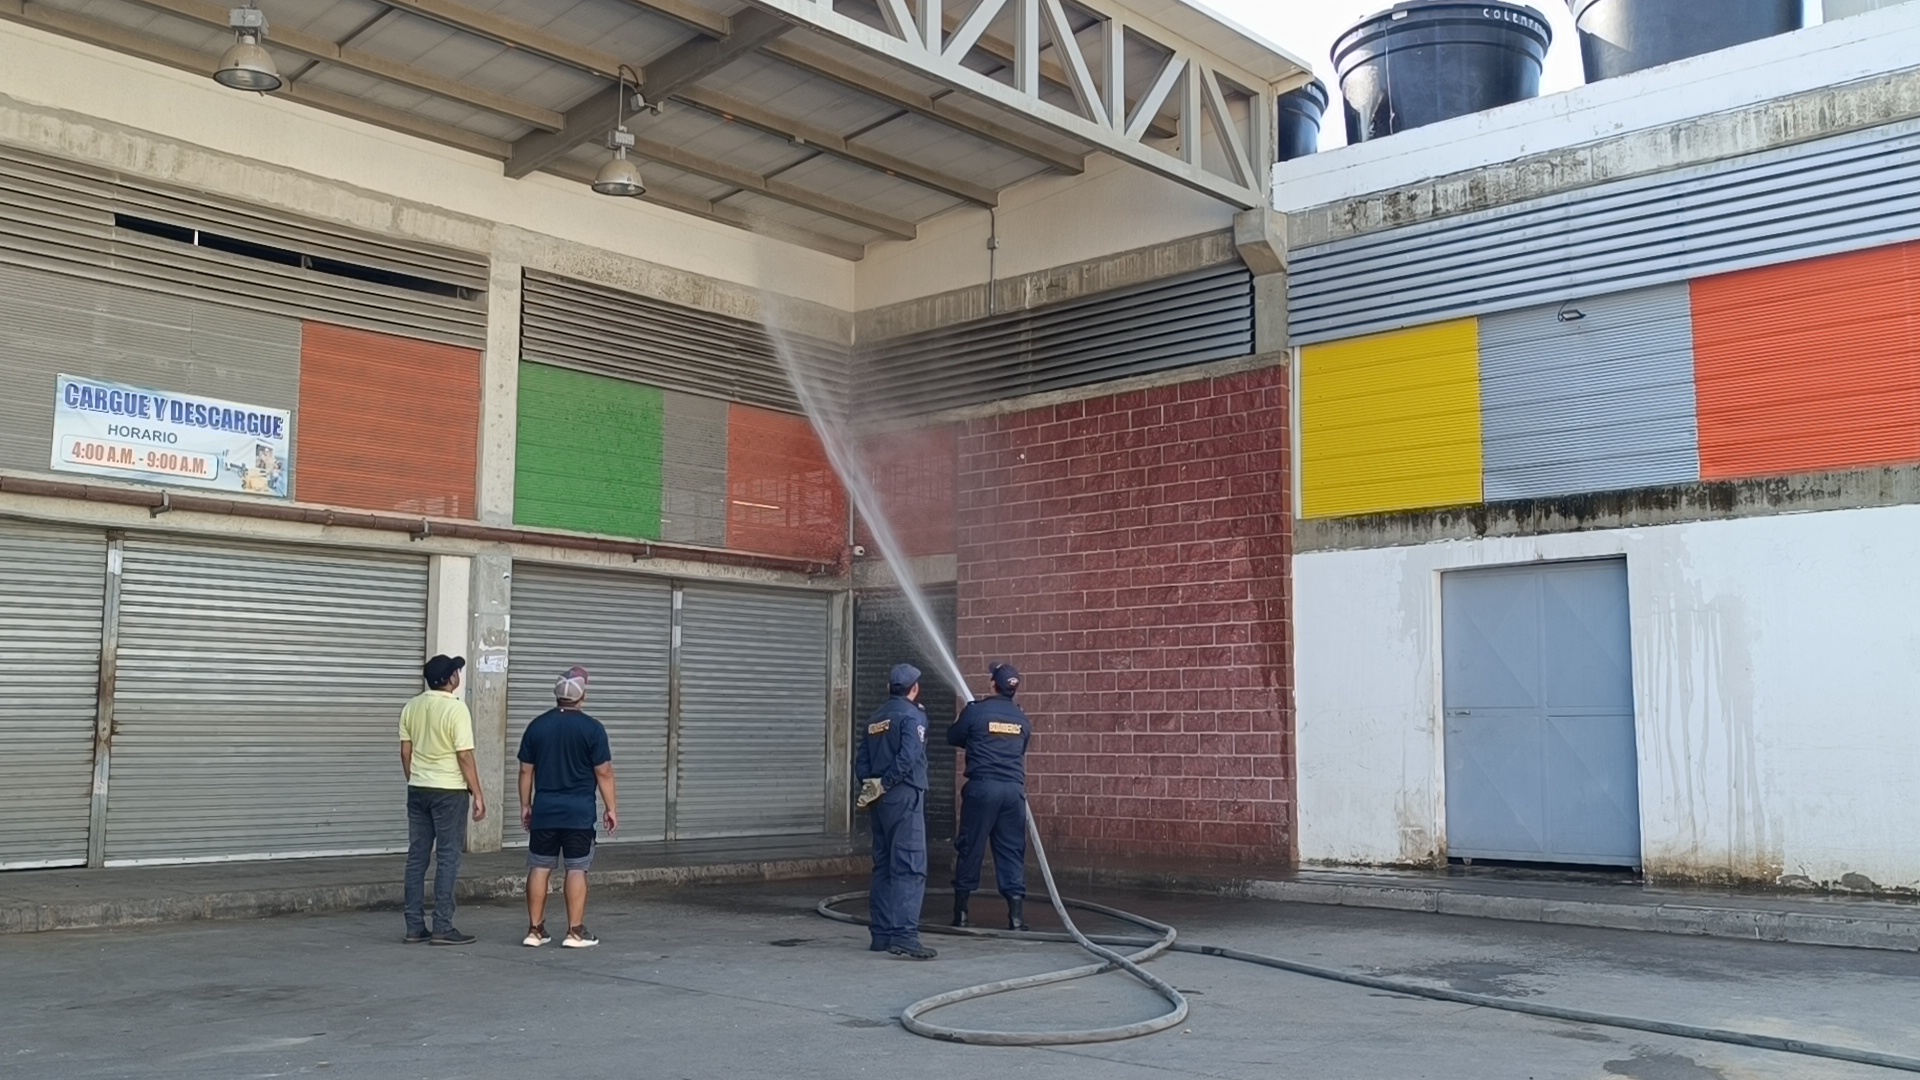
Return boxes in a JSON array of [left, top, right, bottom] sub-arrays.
[[1556, 301, 1586, 323], [213, 6, 283, 92], [592, 65, 647, 198]]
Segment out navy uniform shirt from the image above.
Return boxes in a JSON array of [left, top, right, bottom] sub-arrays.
[[947, 694, 1032, 785], [517, 707, 613, 831], [856, 693, 929, 792]]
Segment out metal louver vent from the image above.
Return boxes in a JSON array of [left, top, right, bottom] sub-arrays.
[[1288, 118, 1920, 345], [0, 146, 489, 347], [858, 264, 1254, 416], [520, 271, 849, 414]]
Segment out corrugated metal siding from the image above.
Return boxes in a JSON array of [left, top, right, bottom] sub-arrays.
[[0, 263, 301, 477], [857, 426, 957, 559], [853, 588, 957, 844], [1289, 118, 1920, 344], [676, 584, 831, 838], [0, 146, 487, 347], [725, 404, 846, 561], [0, 522, 104, 869], [504, 564, 671, 845], [1300, 319, 1484, 518], [1693, 242, 1920, 479], [661, 391, 730, 548], [105, 538, 426, 864], [296, 323, 482, 517], [859, 265, 1255, 416], [1480, 285, 1701, 501], [514, 362, 664, 539], [519, 270, 847, 414]]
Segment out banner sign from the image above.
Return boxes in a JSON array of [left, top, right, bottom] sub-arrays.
[[50, 375, 292, 498]]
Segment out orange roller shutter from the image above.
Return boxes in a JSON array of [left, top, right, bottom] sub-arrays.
[[296, 322, 480, 517], [1693, 243, 1920, 480], [725, 405, 846, 561]]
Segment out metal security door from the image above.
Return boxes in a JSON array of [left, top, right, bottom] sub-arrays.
[[505, 564, 671, 844], [106, 538, 427, 864], [1442, 559, 1641, 866], [0, 522, 105, 869], [853, 588, 958, 844], [676, 584, 831, 838]]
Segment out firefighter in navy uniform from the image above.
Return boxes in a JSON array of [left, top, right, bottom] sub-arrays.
[[855, 663, 936, 960], [947, 662, 1035, 931]]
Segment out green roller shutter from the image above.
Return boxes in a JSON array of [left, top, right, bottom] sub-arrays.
[[514, 362, 664, 539]]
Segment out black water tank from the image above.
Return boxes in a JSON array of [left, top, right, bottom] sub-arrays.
[[1278, 79, 1330, 161], [1569, 0, 1801, 82], [1333, 2, 1553, 144]]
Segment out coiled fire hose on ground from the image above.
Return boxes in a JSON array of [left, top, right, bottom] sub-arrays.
[[817, 803, 1920, 1072]]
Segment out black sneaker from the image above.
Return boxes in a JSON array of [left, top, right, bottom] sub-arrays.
[[430, 928, 477, 946], [887, 943, 937, 960], [402, 931, 431, 945]]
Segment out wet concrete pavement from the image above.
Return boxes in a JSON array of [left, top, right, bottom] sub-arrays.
[[2, 875, 1915, 1080]]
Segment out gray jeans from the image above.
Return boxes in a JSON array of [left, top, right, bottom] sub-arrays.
[[404, 787, 469, 935]]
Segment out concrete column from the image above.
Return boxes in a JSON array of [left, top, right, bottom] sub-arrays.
[[477, 240, 523, 526], [464, 549, 513, 852], [825, 590, 853, 836], [1234, 206, 1289, 356]]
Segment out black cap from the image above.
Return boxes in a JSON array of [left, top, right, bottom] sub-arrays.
[[424, 654, 466, 689], [888, 663, 921, 693], [990, 662, 1020, 695]]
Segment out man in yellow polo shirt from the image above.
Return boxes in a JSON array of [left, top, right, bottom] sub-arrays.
[[399, 654, 487, 945]]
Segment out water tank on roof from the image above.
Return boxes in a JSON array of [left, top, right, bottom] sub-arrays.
[[1569, 0, 1802, 82], [1333, 2, 1553, 145], [1278, 79, 1330, 161]]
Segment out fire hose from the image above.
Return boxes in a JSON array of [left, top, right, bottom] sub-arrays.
[[817, 803, 1920, 1072]]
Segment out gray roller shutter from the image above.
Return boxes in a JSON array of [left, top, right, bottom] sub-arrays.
[[859, 264, 1254, 416], [520, 271, 848, 413], [0, 146, 487, 347], [1288, 117, 1920, 344], [853, 588, 957, 845], [1480, 285, 1701, 501], [105, 538, 427, 864], [504, 564, 671, 844], [0, 522, 105, 869], [676, 584, 831, 838]]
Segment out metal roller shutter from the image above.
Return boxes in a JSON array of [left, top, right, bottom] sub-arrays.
[[0, 522, 105, 869], [853, 588, 957, 845], [504, 564, 671, 844], [105, 538, 427, 864], [0, 146, 487, 347], [676, 585, 831, 838]]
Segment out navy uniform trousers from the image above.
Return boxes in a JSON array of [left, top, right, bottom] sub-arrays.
[[868, 786, 927, 949], [952, 779, 1027, 899]]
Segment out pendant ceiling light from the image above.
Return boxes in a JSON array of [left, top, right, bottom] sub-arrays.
[[592, 66, 647, 198], [213, 6, 283, 92]]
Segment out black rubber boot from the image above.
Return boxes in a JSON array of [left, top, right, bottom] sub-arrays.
[[952, 891, 972, 928], [1007, 897, 1031, 932]]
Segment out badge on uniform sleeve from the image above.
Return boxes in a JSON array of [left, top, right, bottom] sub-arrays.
[[868, 720, 891, 736], [917, 724, 926, 743], [988, 722, 1023, 736]]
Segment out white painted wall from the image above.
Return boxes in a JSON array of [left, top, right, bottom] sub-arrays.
[[855, 154, 1235, 310], [1272, 2, 1920, 212], [1297, 505, 1920, 891], [0, 21, 855, 310]]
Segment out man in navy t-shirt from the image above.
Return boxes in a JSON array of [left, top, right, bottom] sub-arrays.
[[517, 666, 617, 949]]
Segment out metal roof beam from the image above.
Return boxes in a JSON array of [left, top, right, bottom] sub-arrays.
[[375, 0, 626, 77], [506, 9, 791, 180], [620, 131, 916, 240], [671, 86, 997, 206], [548, 161, 866, 261], [0, 0, 510, 157], [761, 38, 1085, 174], [608, 0, 729, 37], [116, 0, 564, 131]]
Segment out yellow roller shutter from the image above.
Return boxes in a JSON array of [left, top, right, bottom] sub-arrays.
[[1301, 319, 1484, 518]]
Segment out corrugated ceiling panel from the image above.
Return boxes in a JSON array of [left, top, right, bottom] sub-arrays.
[[717, 189, 888, 246], [853, 113, 1051, 190], [1301, 319, 1483, 519], [858, 264, 1253, 416], [1480, 285, 1700, 501], [1693, 242, 1920, 480], [1289, 118, 1920, 345], [773, 154, 964, 221]]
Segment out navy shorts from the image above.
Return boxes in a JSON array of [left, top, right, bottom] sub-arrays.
[[527, 828, 595, 872]]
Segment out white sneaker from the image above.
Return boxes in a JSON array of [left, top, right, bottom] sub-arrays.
[[562, 926, 599, 948], [522, 926, 550, 948]]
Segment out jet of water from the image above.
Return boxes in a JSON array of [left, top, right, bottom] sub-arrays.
[[760, 310, 976, 706]]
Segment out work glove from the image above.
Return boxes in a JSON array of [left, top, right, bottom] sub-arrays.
[[856, 778, 886, 810]]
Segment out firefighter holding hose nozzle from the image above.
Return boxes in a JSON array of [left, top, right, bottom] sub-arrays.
[[948, 661, 1034, 932]]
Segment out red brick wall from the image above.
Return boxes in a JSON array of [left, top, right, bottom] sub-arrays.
[[955, 365, 1293, 865]]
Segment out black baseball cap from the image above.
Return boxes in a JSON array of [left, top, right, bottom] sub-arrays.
[[888, 663, 921, 693], [990, 662, 1020, 695], [424, 655, 466, 688]]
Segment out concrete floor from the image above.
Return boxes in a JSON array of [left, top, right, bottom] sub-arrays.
[[2, 876, 1916, 1080]]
